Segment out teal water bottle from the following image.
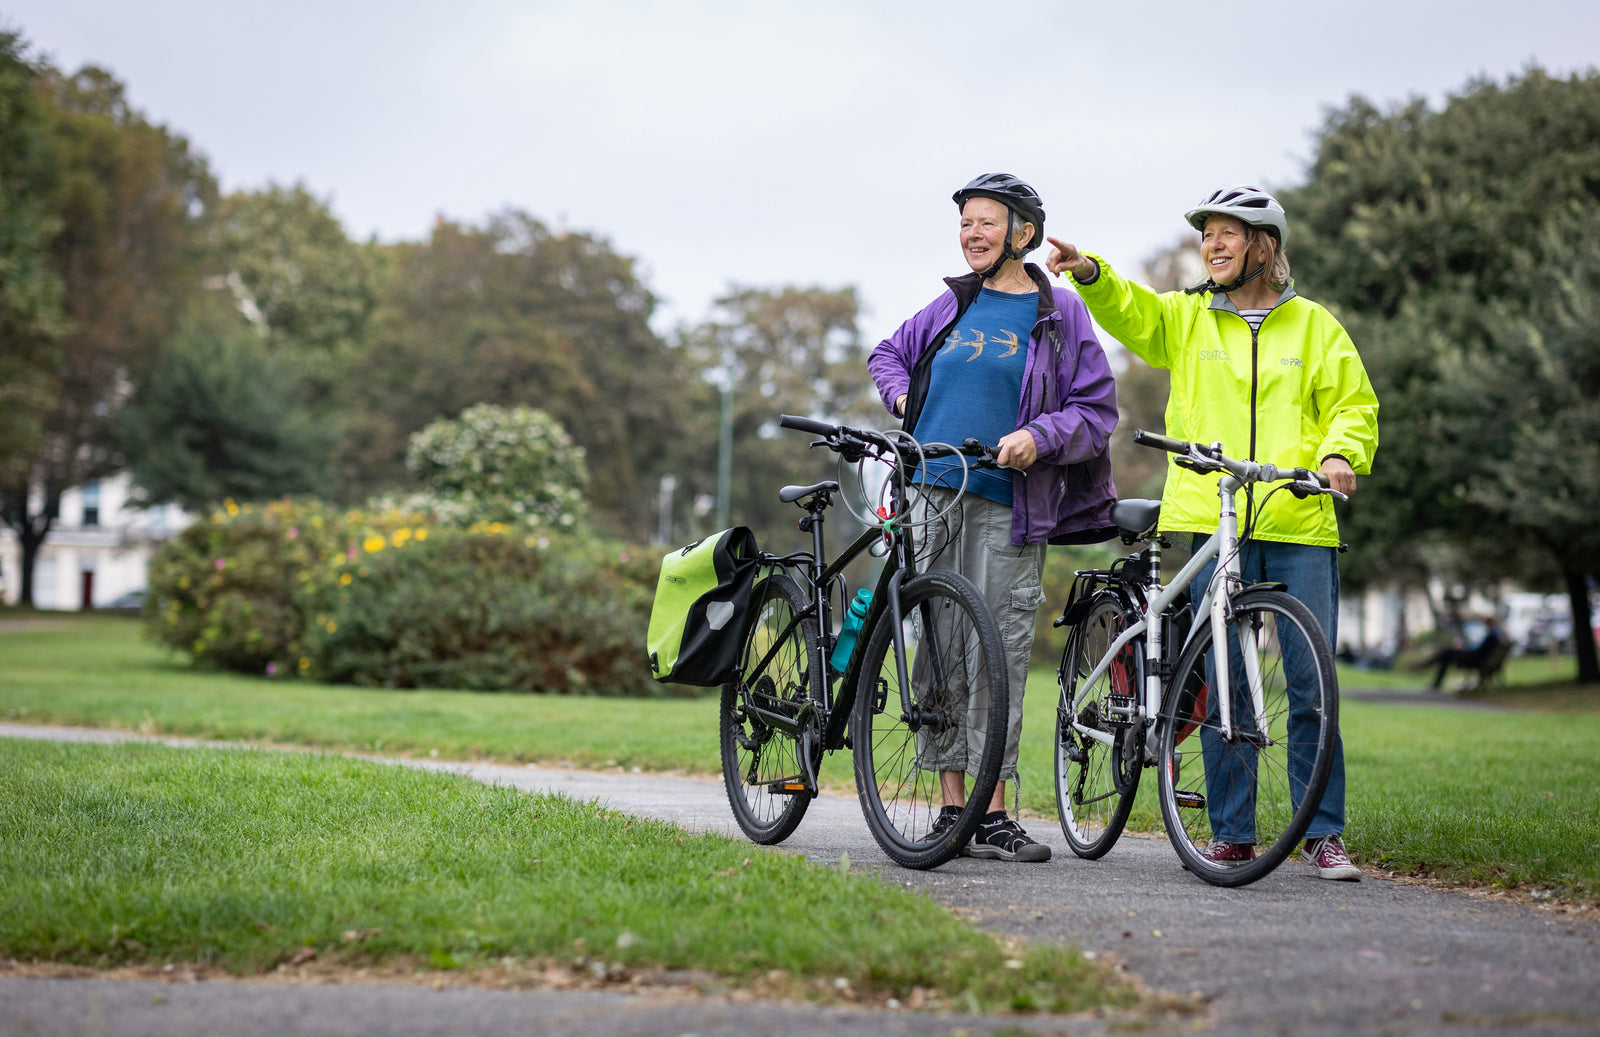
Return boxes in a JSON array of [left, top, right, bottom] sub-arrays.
[[829, 589, 873, 674]]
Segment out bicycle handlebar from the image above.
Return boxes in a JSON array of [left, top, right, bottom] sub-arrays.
[[778, 415, 1002, 469], [778, 414, 837, 436], [1131, 428, 1339, 496]]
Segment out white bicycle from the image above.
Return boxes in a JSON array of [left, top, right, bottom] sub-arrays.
[[1053, 429, 1346, 886]]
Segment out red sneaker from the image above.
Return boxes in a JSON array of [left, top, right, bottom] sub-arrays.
[[1302, 835, 1361, 881], [1183, 840, 1256, 870], [1199, 840, 1257, 865]]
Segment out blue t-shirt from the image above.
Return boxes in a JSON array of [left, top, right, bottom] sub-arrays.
[[910, 287, 1036, 506]]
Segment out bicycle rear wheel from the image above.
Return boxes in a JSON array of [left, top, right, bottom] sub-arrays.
[[720, 572, 819, 844], [1054, 592, 1142, 859], [1157, 588, 1337, 886], [852, 569, 1008, 869]]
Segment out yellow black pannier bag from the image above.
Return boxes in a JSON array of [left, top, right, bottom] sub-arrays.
[[647, 527, 763, 686]]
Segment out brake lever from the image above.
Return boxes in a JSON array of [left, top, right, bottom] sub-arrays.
[[1174, 455, 1218, 474]]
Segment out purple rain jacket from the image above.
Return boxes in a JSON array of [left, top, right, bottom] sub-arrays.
[[867, 263, 1119, 546]]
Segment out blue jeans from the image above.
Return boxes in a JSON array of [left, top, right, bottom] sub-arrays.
[[1189, 536, 1346, 841]]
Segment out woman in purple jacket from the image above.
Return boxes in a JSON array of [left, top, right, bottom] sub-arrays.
[[868, 173, 1119, 862]]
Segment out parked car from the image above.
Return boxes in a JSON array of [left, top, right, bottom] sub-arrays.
[[104, 589, 146, 613]]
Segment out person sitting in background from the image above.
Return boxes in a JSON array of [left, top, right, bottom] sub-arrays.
[[1427, 615, 1502, 689]]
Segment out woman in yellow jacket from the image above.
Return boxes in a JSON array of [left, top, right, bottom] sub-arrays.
[[1047, 186, 1379, 881]]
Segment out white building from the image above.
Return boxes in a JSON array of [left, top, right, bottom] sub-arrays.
[[0, 472, 189, 610]]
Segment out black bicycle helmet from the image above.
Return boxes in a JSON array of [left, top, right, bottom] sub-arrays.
[[953, 173, 1046, 277]]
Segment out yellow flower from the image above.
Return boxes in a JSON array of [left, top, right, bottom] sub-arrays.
[[363, 536, 386, 553], [339, 573, 353, 587], [415, 528, 428, 541], [298, 657, 310, 670], [224, 498, 240, 517], [325, 620, 338, 634], [391, 528, 412, 547]]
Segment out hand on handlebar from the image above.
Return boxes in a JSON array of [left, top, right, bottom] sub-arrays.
[[1318, 456, 1356, 498], [995, 429, 1038, 470]]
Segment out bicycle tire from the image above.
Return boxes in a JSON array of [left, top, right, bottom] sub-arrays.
[[852, 569, 1008, 869], [1156, 588, 1338, 887], [1054, 592, 1142, 859], [720, 572, 819, 844]]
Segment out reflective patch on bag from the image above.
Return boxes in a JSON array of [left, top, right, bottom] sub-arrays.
[[646, 527, 761, 686]]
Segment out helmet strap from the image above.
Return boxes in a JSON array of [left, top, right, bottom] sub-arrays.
[[1197, 228, 1267, 295], [980, 222, 1016, 281]]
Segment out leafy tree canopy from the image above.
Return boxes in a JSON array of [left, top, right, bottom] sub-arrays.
[[1281, 66, 1600, 679], [0, 30, 63, 484], [214, 183, 379, 356], [118, 297, 332, 510]]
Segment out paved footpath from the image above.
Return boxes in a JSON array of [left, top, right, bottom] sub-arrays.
[[3, 722, 1597, 1036]]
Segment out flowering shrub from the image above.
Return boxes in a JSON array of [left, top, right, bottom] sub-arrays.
[[301, 527, 664, 696], [145, 498, 422, 673], [403, 403, 588, 529], [145, 498, 667, 696]]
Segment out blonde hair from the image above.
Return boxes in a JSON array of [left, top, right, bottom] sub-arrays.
[[1250, 228, 1292, 291]]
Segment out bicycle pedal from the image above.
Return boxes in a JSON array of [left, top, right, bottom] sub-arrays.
[[772, 782, 811, 796], [1173, 790, 1206, 810]]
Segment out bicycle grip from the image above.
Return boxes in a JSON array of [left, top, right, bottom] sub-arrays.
[[779, 414, 836, 436], [1132, 429, 1189, 454]]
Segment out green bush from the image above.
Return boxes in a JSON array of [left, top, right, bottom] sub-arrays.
[[403, 404, 588, 529], [301, 524, 665, 696], [147, 498, 351, 672], [146, 503, 666, 696]]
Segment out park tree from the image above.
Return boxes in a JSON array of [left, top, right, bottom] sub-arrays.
[[1282, 66, 1600, 681], [0, 31, 63, 486], [677, 285, 875, 552], [333, 211, 700, 541], [116, 296, 331, 510], [213, 183, 379, 360], [0, 62, 216, 605]]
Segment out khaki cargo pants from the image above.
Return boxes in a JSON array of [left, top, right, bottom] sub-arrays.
[[910, 487, 1046, 783]]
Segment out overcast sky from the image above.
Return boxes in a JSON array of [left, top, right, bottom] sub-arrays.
[[5, 1, 1597, 344]]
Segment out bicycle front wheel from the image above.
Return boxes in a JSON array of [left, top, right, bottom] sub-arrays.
[[1055, 592, 1142, 859], [720, 572, 819, 844], [1157, 588, 1338, 886], [852, 569, 1008, 870]]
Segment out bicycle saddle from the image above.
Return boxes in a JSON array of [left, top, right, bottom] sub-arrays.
[[1110, 499, 1161, 541], [779, 480, 840, 504]]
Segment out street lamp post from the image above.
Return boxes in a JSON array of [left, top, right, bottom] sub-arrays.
[[715, 345, 734, 530]]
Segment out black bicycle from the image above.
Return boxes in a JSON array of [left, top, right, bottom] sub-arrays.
[[719, 415, 1011, 869]]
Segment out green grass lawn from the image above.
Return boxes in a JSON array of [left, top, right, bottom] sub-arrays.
[[3, 615, 1598, 905], [1015, 665, 1600, 901], [0, 737, 1117, 1012]]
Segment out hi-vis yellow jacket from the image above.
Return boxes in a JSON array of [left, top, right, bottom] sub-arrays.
[[1075, 254, 1379, 548]]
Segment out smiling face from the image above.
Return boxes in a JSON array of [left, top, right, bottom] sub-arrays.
[[1199, 215, 1265, 283], [960, 197, 1029, 274]]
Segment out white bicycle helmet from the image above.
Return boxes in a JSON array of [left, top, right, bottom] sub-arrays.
[[1184, 185, 1289, 248]]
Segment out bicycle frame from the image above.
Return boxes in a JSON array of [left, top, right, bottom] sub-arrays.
[[739, 463, 963, 784], [1067, 470, 1270, 750]]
